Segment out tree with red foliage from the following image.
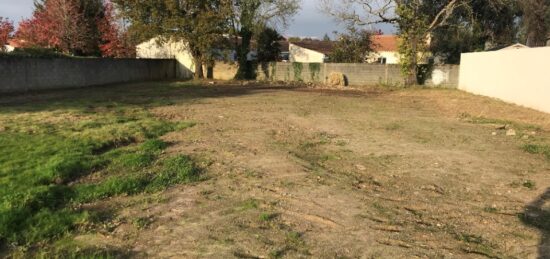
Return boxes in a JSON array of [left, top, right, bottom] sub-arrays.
[[16, 0, 87, 54], [15, 0, 99, 55], [16, 0, 134, 57], [97, 1, 135, 58], [0, 17, 14, 52]]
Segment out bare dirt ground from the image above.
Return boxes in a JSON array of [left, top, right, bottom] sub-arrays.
[[5, 82, 550, 258]]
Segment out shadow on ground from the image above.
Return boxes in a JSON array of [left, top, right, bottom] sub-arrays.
[[522, 187, 550, 258], [0, 81, 379, 114]]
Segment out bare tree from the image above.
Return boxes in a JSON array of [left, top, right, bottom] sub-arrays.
[[321, 0, 469, 85]]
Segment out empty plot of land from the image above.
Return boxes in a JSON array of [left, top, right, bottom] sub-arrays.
[[0, 82, 549, 258]]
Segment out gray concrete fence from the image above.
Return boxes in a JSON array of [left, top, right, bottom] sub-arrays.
[[0, 57, 176, 93], [257, 62, 459, 88], [214, 62, 459, 88]]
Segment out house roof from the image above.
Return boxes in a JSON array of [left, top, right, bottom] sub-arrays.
[[371, 35, 399, 52], [290, 41, 335, 55], [499, 43, 529, 51]]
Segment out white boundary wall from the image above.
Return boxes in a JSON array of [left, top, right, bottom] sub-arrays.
[[459, 47, 550, 114]]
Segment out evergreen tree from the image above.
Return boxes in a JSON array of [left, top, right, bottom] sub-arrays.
[[257, 27, 283, 63]]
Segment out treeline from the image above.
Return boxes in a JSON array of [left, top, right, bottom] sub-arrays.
[[323, 0, 550, 84], [1, 0, 549, 83], [112, 0, 300, 79]]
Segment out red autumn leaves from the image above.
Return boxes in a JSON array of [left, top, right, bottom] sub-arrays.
[[12, 0, 134, 57]]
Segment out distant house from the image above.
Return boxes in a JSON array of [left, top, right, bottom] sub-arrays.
[[136, 37, 259, 79], [2, 44, 14, 52], [288, 35, 425, 65], [367, 35, 400, 64], [289, 41, 334, 63]]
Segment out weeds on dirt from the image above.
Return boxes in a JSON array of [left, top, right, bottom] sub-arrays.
[[522, 144, 550, 160], [239, 199, 259, 211], [268, 231, 308, 259], [454, 232, 501, 258], [259, 212, 278, 222], [28, 237, 136, 259], [385, 121, 404, 131], [132, 217, 154, 230], [510, 179, 538, 190], [460, 113, 541, 130], [483, 207, 498, 213]]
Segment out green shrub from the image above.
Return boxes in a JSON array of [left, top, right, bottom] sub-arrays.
[[0, 48, 71, 58]]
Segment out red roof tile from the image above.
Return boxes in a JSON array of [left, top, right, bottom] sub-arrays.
[[371, 35, 399, 52]]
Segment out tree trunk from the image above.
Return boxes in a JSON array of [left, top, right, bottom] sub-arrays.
[[406, 36, 419, 86], [194, 56, 204, 80], [235, 28, 254, 80], [206, 63, 214, 79]]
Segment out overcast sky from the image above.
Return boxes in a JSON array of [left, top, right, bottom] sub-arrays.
[[0, 0, 394, 39]]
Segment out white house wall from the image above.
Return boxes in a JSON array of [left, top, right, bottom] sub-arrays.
[[136, 38, 194, 79], [3, 45, 14, 52], [367, 51, 401, 64], [289, 43, 326, 63], [137, 37, 260, 79], [459, 47, 550, 114]]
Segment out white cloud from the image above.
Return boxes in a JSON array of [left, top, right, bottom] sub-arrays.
[[0, 0, 35, 25]]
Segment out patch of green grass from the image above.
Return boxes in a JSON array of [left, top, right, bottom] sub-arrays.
[[147, 155, 201, 192], [0, 101, 197, 252], [74, 155, 200, 203]]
